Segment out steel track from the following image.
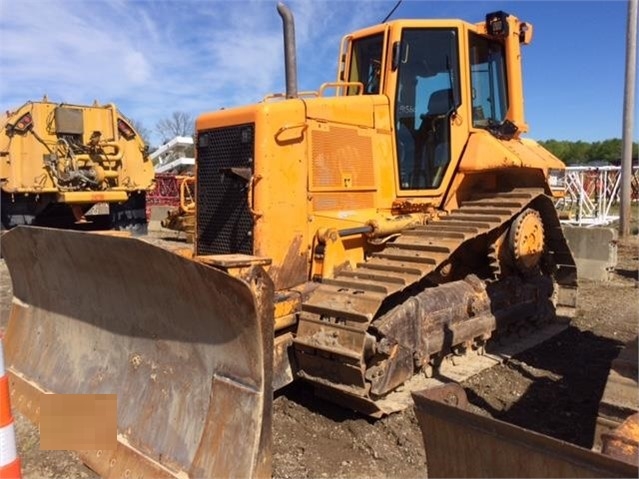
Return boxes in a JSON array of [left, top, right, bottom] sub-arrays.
[[294, 188, 578, 415]]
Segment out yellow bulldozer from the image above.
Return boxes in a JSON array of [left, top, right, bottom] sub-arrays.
[[2, 4, 577, 478], [0, 98, 154, 231], [160, 175, 196, 241]]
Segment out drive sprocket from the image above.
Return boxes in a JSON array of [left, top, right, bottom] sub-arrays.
[[508, 208, 545, 274]]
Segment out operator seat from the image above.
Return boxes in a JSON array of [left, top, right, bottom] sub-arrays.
[[414, 88, 453, 187], [427, 88, 453, 117]]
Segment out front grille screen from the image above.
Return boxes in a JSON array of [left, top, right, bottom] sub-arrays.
[[196, 124, 254, 255]]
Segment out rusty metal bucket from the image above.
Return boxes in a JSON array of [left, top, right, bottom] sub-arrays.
[[594, 336, 639, 452], [2, 226, 274, 478], [412, 385, 638, 478]]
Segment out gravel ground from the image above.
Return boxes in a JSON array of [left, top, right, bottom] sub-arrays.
[[0, 230, 636, 479]]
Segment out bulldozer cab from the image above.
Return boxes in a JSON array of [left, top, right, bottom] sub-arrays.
[[340, 12, 533, 198]]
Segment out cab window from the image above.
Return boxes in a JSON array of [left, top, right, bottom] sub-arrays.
[[395, 28, 460, 190], [469, 32, 508, 128], [347, 34, 384, 95]]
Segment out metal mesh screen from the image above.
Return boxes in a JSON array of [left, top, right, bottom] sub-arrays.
[[196, 124, 254, 256], [310, 127, 375, 190]]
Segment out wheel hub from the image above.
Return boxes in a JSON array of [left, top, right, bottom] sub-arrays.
[[509, 208, 545, 273]]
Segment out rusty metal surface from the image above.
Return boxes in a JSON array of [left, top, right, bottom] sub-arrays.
[[265, 235, 309, 290], [294, 190, 577, 416], [595, 336, 639, 451], [602, 413, 639, 466], [412, 389, 638, 478], [273, 332, 295, 391], [2, 226, 274, 479], [415, 382, 468, 409]]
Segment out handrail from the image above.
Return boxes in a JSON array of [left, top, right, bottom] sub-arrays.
[[262, 91, 319, 102], [318, 81, 364, 97]]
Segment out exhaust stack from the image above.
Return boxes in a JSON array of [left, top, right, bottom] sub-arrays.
[[277, 2, 298, 99]]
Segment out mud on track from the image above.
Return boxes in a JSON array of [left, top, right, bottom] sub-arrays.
[[1, 233, 637, 479]]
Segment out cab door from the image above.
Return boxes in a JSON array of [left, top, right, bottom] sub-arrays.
[[388, 23, 469, 201]]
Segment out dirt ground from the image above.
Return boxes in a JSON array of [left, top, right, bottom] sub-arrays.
[[0, 231, 637, 479]]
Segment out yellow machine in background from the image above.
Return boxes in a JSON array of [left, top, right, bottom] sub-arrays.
[[161, 175, 196, 241], [3, 6, 577, 479], [0, 98, 154, 230]]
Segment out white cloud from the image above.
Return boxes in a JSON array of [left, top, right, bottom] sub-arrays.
[[0, 0, 391, 145], [123, 50, 152, 84]]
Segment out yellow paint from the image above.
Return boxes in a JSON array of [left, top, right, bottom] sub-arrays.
[[274, 296, 300, 319], [310, 228, 351, 280], [1, 100, 153, 199], [193, 11, 567, 294], [474, 15, 530, 133], [274, 294, 301, 331], [274, 314, 297, 332], [56, 190, 129, 204], [197, 99, 309, 290], [513, 210, 545, 269], [367, 213, 428, 237], [459, 132, 565, 181]]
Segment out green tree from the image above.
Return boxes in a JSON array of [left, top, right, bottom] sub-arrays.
[[538, 138, 634, 165], [540, 139, 571, 163]]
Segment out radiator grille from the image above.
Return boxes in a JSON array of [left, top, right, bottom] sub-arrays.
[[196, 124, 254, 255]]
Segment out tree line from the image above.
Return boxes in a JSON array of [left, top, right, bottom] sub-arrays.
[[130, 111, 194, 148], [130, 112, 195, 162], [538, 138, 639, 166]]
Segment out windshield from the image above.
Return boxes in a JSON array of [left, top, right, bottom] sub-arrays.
[[469, 32, 508, 129]]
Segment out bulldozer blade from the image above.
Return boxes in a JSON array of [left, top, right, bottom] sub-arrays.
[[412, 388, 639, 478], [2, 226, 274, 479]]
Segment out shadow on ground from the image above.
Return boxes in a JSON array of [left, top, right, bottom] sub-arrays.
[[466, 326, 624, 448]]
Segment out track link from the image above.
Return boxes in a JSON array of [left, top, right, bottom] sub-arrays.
[[294, 188, 578, 415]]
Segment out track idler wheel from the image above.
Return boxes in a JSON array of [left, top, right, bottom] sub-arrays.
[[508, 208, 545, 275]]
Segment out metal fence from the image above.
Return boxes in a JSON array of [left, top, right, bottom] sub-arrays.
[[556, 166, 639, 226]]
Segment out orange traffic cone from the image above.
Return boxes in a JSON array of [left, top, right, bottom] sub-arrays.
[[0, 336, 21, 479]]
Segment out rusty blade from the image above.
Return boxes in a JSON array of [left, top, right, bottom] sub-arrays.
[[594, 336, 639, 451], [3, 226, 274, 479], [601, 413, 639, 466], [412, 389, 639, 478], [414, 383, 468, 410]]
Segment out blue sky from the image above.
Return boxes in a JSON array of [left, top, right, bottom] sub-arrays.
[[0, 0, 635, 146]]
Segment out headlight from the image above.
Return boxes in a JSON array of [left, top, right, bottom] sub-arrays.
[[547, 168, 566, 190]]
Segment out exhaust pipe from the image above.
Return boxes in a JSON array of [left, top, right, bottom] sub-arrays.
[[277, 2, 298, 99]]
